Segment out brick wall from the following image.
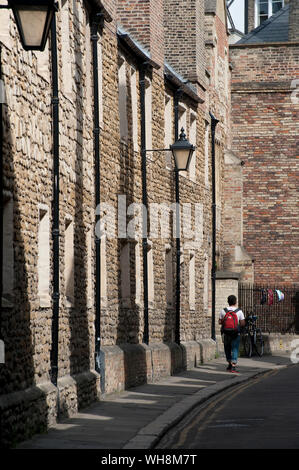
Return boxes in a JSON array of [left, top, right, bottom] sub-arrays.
[[230, 43, 299, 284], [117, 0, 165, 71], [164, 0, 206, 87], [205, 1, 231, 273], [289, 0, 299, 41]]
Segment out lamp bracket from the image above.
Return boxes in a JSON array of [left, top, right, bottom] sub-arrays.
[[91, 11, 105, 37]]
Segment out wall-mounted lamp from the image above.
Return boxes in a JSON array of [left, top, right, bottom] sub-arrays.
[[170, 127, 195, 172], [3, 0, 56, 51]]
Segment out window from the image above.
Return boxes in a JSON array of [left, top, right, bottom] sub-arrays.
[[164, 94, 173, 169], [205, 123, 210, 188], [2, 192, 14, 307], [165, 244, 173, 307], [203, 255, 209, 315], [272, 0, 283, 14], [189, 252, 195, 311], [38, 205, 50, 307], [86, 228, 93, 308], [215, 142, 222, 231], [118, 55, 128, 141], [120, 241, 131, 308], [147, 241, 154, 306], [189, 112, 197, 181], [85, 13, 92, 113], [134, 241, 141, 307], [178, 103, 187, 178], [256, 0, 284, 26], [65, 217, 74, 307], [0, 1, 12, 49], [100, 235, 107, 307], [145, 77, 152, 158], [60, 0, 72, 96], [130, 67, 138, 152], [85, 13, 103, 124]]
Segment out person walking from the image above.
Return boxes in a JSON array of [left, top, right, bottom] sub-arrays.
[[219, 295, 245, 373]]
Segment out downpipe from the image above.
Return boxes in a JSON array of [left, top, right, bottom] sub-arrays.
[[210, 112, 219, 341]]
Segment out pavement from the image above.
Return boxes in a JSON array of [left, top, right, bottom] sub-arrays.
[[16, 352, 293, 450]]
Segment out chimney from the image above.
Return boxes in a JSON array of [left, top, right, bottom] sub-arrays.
[[163, 0, 206, 88], [289, 0, 299, 41], [117, 0, 165, 72]]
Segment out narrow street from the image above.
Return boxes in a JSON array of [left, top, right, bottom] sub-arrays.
[[156, 364, 299, 449]]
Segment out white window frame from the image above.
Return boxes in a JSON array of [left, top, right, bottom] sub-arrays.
[[64, 216, 74, 308], [165, 244, 173, 308], [147, 240, 154, 307], [255, 0, 284, 27], [38, 204, 51, 308], [178, 103, 188, 178], [189, 251, 195, 311], [164, 94, 173, 169], [118, 55, 128, 142], [145, 76, 152, 160], [130, 66, 138, 152], [60, 0, 73, 97], [189, 112, 197, 181], [120, 241, 131, 308]]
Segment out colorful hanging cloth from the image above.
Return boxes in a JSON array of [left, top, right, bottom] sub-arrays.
[[276, 289, 285, 302], [268, 289, 274, 306]]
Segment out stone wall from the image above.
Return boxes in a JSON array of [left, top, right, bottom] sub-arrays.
[[0, 0, 232, 447], [100, 341, 216, 395]]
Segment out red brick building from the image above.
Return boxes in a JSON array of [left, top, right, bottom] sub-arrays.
[[228, 1, 299, 285]]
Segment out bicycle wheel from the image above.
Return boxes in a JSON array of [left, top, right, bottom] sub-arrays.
[[254, 329, 264, 357], [243, 333, 252, 358]]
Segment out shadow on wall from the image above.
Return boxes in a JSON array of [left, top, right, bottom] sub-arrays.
[[66, 4, 99, 415], [0, 57, 50, 448]]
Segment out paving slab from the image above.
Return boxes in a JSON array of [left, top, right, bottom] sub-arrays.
[[16, 353, 292, 450]]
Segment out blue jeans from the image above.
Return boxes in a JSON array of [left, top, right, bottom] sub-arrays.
[[224, 334, 240, 364]]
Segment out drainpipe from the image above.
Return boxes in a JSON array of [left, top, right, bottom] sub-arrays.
[[139, 63, 149, 344], [210, 112, 219, 341], [244, 0, 249, 35], [0, 46, 3, 342], [174, 89, 183, 345], [50, 14, 60, 387], [91, 12, 104, 374]]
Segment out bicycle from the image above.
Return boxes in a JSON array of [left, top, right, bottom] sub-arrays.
[[241, 312, 264, 358]]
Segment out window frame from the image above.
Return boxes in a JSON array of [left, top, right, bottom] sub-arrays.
[[255, 0, 284, 27]]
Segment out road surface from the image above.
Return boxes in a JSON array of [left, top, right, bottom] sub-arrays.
[[155, 364, 299, 449]]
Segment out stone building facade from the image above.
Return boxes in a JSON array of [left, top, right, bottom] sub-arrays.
[[0, 0, 232, 446]]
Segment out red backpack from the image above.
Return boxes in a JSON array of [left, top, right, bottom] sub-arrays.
[[222, 308, 240, 337]]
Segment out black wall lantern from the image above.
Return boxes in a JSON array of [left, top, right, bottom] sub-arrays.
[[8, 0, 56, 51], [170, 127, 195, 172]]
